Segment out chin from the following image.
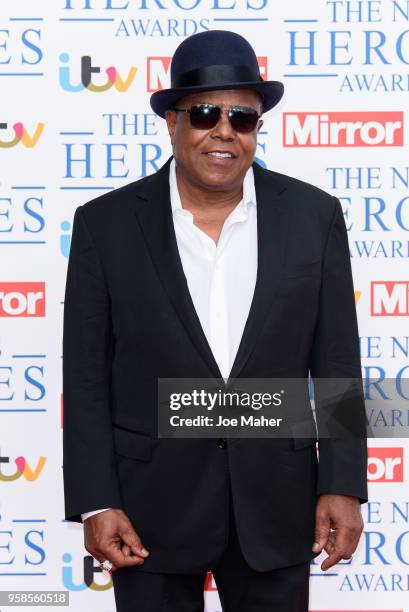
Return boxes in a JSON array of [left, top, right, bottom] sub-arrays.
[[202, 176, 234, 189], [202, 167, 235, 181]]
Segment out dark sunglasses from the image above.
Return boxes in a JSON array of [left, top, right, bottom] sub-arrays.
[[170, 103, 262, 133]]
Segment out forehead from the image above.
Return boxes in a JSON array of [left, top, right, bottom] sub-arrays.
[[176, 88, 262, 109]]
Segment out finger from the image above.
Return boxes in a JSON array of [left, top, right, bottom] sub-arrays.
[[313, 511, 331, 553], [121, 543, 131, 557], [93, 540, 145, 569], [324, 532, 336, 555], [118, 523, 149, 558], [321, 543, 354, 571], [333, 525, 360, 557], [103, 543, 145, 569], [321, 551, 343, 571]]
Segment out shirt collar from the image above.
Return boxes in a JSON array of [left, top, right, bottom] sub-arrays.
[[169, 157, 257, 217]]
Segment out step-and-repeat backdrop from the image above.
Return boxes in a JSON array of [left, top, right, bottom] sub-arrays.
[[1, 0, 408, 610]]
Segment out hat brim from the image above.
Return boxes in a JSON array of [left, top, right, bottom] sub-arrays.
[[150, 80, 284, 119]]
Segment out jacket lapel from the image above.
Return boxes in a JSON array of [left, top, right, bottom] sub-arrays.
[[133, 156, 223, 379], [228, 161, 289, 380], [133, 155, 289, 381]]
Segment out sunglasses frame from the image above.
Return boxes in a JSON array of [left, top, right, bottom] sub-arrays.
[[170, 103, 262, 133]]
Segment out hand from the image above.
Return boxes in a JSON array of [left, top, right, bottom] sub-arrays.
[[83, 508, 149, 572], [312, 494, 363, 571]]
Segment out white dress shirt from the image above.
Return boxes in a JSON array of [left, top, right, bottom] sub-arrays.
[[81, 157, 258, 521]]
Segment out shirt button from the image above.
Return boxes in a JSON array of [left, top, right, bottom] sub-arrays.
[[217, 438, 227, 449]]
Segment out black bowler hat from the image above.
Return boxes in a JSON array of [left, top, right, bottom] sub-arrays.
[[150, 30, 284, 119]]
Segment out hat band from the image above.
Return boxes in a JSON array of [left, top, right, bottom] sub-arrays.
[[172, 64, 263, 88]]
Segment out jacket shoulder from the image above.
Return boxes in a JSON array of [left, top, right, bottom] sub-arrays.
[[79, 173, 151, 217], [256, 163, 335, 206]]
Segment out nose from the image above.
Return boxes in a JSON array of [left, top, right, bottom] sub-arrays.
[[210, 109, 236, 140]]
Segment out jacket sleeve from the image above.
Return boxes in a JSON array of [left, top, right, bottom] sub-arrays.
[[309, 196, 368, 504], [62, 205, 123, 523]]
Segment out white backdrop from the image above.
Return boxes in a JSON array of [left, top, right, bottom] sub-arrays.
[[1, 0, 408, 610]]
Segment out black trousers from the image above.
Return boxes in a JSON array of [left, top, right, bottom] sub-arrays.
[[112, 487, 310, 612]]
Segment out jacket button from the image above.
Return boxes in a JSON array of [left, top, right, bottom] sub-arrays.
[[217, 438, 227, 449]]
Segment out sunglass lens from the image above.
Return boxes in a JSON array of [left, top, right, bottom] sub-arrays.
[[230, 109, 259, 133], [189, 105, 220, 129]]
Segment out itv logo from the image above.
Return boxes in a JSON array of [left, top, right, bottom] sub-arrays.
[[0, 451, 46, 482], [59, 53, 137, 93], [0, 122, 44, 148]]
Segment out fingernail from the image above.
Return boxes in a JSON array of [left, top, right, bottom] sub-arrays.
[[140, 548, 149, 557], [312, 542, 321, 552]]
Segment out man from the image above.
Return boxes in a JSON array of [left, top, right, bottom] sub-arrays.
[[63, 30, 367, 612]]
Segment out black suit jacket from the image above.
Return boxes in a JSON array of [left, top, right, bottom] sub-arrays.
[[62, 154, 367, 573]]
